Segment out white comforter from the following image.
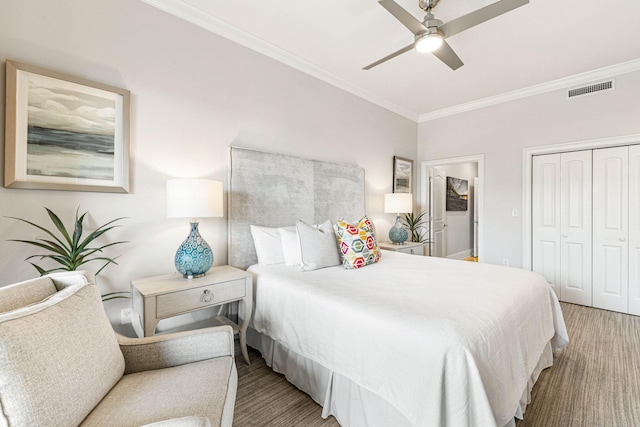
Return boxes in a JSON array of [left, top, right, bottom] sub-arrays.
[[248, 251, 569, 427]]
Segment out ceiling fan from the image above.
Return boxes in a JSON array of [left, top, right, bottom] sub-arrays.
[[363, 0, 529, 71]]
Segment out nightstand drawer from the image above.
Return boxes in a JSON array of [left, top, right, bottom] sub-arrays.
[[397, 246, 423, 255], [378, 241, 424, 255], [156, 279, 246, 318]]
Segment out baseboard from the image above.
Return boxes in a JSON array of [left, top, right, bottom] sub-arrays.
[[446, 249, 472, 260]]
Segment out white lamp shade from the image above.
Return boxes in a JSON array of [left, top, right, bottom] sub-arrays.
[[167, 179, 224, 219], [384, 193, 413, 214]]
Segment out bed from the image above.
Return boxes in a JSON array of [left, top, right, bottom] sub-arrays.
[[228, 147, 569, 427]]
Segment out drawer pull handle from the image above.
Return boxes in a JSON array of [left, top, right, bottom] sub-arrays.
[[202, 289, 213, 303]]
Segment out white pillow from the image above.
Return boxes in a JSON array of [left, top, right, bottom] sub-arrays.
[[296, 219, 340, 271], [279, 227, 302, 266], [250, 225, 284, 265]]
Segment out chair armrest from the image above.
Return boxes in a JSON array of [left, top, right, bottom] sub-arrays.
[[117, 325, 235, 375], [141, 416, 211, 427]]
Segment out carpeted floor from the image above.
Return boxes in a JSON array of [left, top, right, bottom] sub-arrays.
[[515, 302, 640, 427], [234, 302, 640, 427], [233, 347, 339, 426]]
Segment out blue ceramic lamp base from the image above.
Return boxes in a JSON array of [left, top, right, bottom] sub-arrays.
[[388, 214, 408, 244], [175, 222, 213, 278]]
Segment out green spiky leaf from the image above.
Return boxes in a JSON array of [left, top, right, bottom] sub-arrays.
[[45, 208, 73, 247], [100, 291, 131, 301], [5, 207, 128, 278], [401, 211, 429, 243]]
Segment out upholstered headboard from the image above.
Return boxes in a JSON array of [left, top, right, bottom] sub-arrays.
[[228, 147, 365, 269]]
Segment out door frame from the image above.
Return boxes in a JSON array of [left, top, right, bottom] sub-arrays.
[[522, 133, 640, 270], [421, 154, 484, 261]]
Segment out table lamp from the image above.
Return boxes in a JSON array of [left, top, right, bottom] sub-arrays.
[[167, 179, 223, 278], [384, 193, 413, 244]]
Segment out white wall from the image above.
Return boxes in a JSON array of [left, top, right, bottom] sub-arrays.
[[418, 70, 640, 267], [435, 163, 477, 259], [0, 0, 416, 331]]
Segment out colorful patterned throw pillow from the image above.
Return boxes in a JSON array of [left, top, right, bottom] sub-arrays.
[[335, 216, 381, 269]]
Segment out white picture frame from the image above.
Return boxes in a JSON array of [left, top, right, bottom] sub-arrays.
[[4, 60, 130, 193]]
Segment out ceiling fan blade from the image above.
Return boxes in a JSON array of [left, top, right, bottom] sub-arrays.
[[439, 0, 529, 38], [378, 0, 427, 35], [363, 43, 415, 70], [431, 40, 464, 70]]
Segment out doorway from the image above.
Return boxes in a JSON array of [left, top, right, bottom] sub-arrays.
[[420, 155, 484, 262]]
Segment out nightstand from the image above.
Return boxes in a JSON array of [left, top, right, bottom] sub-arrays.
[[131, 265, 253, 364], [379, 241, 424, 256]]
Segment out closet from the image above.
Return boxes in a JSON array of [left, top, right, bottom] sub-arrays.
[[532, 145, 640, 315]]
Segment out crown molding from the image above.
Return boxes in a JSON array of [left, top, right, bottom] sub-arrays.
[[139, 0, 640, 125], [418, 58, 640, 122], [139, 0, 419, 122]]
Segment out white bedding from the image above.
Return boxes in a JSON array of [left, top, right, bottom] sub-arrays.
[[248, 251, 569, 427]]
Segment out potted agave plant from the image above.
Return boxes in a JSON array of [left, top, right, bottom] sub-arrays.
[[401, 211, 429, 243], [7, 207, 129, 301]]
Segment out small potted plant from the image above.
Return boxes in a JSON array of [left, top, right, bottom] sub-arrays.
[[401, 211, 429, 243], [6, 207, 129, 301]]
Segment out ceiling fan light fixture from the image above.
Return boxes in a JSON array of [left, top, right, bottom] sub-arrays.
[[415, 32, 443, 53]]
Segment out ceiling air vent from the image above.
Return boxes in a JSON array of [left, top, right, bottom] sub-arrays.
[[567, 80, 614, 99]]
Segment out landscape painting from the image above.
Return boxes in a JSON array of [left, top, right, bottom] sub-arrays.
[[27, 76, 116, 180], [446, 176, 468, 211], [393, 156, 413, 193], [4, 60, 130, 193]]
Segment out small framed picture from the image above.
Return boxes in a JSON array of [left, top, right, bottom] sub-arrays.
[[446, 176, 468, 211], [4, 60, 130, 193], [393, 156, 413, 193]]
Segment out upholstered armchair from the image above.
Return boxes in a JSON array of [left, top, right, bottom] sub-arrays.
[[0, 271, 237, 427]]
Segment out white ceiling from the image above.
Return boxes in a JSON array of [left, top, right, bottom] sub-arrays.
[[142, 0, 640, 122]]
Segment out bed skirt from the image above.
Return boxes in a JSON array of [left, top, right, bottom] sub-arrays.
[[247, 327, 554, 427]]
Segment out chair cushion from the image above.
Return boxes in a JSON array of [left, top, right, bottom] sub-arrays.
[[49, 270, 96, 290], [0, 271, 95, 314], [80, 357, 237, 427], [0, 282, 125, 427], [141, 416, 212, 427], [0, 276, 57, 314]]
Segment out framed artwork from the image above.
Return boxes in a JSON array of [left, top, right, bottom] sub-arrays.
[[446, 176, 468, 211], [393, 156, 413, 193], [4, 60, 130, 193]]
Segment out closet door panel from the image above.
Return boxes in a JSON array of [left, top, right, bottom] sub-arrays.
[[593, 146, 629, 313], [559, 151, 592, 305], [532, 154, 561, 297], [629, 145, 640, 315]]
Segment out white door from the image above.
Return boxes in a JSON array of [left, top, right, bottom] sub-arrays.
[[559, 150, 593, 306], [473, 176, 479, 258], [593, 146, 629, 313], [629, 145, 640, 315], [430, 167, 447, 257], [532, 154, 561, 297], [533, 151, 593, 303]]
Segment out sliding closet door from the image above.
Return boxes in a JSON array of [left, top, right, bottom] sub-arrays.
[[532, 154, 561, 296], [593, 146, 629, 313], [629, 145, 640, 315], [559, 150, 592, 306]]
